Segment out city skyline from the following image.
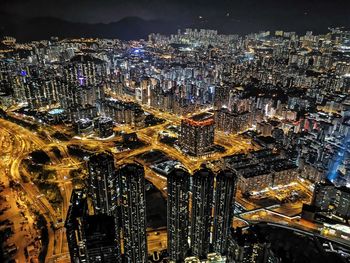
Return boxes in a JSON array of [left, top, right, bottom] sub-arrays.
[[1, 0, 350, 41], [1, 1, 350, 263]]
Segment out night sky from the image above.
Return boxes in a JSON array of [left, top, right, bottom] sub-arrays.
[[1, 0, 350, 40]]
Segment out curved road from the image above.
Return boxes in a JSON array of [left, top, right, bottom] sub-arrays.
[[0, 118, 73, 262]]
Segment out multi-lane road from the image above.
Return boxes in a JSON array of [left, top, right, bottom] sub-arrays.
[[1, 119, 54, 262], [0, 118, 76, 262], [1, 100, 319, 262]]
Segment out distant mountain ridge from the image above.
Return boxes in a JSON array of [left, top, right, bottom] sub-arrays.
[[0, 13, 181, 41], [0, 11, 342, 42]]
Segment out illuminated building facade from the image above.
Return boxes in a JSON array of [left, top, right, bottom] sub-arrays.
[[180, 113, 215, 156], [94, 116, 114, 138], [226, 150, 297, 194], [167, 167, 190, 262], [65, 189, 88, 262], [87, 152, 121, 259], [81, 215, 120, 263], [65, 190, 121, 263], [87, 152, 118, 215], [184, 253, 226, 262], [99, 98, 145, 128], [212, 170, 236, 255], [117, 163, 148, 263], [64, 54, 107, 88], [214, 85, 229, 109], [215, 108, 252, 134], [311, 182, 350, 223], [190, 168, 214, 259]]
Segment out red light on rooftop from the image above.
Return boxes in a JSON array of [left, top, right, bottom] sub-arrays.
[[183, 118, 214, 127]]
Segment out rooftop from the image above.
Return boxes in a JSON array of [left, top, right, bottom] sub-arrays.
[[189, 112, 214, 122], [183, 112, 214, 126]]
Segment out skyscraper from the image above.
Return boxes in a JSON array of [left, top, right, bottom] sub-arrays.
[[167, 167, 190, 262], [87, 152, 118, 215], [190, 168, 215, 259], [65, 189, 88, 262], [65, 190, 121, 263], [64, 54, 107, 88], [212, 170, 236, 255], [86, 152, 121, 260], [82, 215, 120, 263], [117, 163, 148, 263]]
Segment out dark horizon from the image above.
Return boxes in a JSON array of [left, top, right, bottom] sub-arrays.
[[1, 0, 350, 41]]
